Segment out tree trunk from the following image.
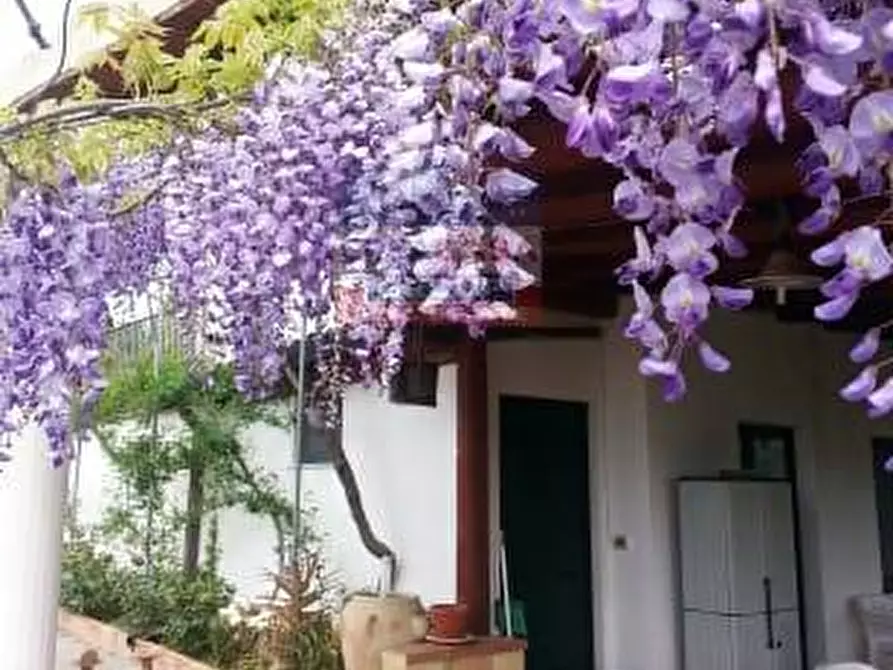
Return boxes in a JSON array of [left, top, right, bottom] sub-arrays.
[[183, 453, 204, 575], [224, 435, 291, 572], [325, 430, 397, 589], [284, 352, 398, 590]]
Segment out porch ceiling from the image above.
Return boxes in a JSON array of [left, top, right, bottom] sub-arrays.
[[511, 106, 892, 332]]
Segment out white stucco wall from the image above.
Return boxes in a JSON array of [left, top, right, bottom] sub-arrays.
[[74, 365, 457, 606], [486, 307, 889, 670], [0, 426, 69, 668], [646, 310, 888, 668]]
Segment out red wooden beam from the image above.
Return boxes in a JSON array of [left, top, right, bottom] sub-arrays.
[[456, 337, 490, 634]]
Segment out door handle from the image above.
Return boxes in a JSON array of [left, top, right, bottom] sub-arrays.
[[762, 577, 780, 650]]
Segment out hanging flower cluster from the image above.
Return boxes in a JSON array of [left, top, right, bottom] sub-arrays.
[[385, 0, 762, 403], [385, 1, 539, 331], [0, 160, 166, 461], [0, 0, 537, 462], [396, 0, 893, 408]]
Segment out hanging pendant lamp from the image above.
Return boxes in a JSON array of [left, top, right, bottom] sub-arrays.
[[738, 201, 822, 306]]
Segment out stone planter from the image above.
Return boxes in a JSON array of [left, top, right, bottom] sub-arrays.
[[340, 593, 428, 670]]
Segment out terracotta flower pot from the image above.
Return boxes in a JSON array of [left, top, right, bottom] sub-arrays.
[[427, 603, 469, 640]]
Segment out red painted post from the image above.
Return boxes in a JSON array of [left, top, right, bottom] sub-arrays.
[[456, 337, 490, 635]]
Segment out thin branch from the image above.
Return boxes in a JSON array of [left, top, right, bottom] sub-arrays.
[[113, 179, 171, 215], [324, 427, 398, 590], [13, 0, 50, 50], [54, 0, 74, 80], [0, 100, 189, 140], [26, 0, 77, 105], [283, 362, 399, 590], [225, 439, 291, 573], [0, 95, 238, 142], [0, 146, 29, 187]]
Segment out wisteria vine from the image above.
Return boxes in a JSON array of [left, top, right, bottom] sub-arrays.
[[390, 0, 893, 408], [1, 0, 893, 463]]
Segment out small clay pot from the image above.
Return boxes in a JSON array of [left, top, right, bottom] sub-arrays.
[[427, 603, 469, 640]]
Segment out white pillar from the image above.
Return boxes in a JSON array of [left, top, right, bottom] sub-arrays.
[[0, 424, 67, 669]]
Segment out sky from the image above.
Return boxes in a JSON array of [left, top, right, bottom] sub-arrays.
[[2, 0, 60, 55], [0, 0, 176, 103]]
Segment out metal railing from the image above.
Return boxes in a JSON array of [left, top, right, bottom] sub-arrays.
[[105, 312, 188, 365]]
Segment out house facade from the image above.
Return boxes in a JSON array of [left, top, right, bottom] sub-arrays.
[[73, 302, 893, 670], [330, 303, 892, 670], [477, 305, 886, 670], [2, 1, 892, 670], [405, 304, 892, 670]]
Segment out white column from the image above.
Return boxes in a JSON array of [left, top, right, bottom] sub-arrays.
[[0, 424, 68, 669]]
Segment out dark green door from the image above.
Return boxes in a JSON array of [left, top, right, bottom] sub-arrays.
[[499, 395, 594, 670], [873, 438, 893, 592]]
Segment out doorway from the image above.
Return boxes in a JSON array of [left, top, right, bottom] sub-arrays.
[[872, 438, 893, 592], [499, 395, 594, 670]]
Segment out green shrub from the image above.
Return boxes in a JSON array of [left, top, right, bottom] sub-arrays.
[[213, 558, 342, 670], [61, 532, 235, 661], [61, 526, 343, 669], [60, 535, 129, 623]]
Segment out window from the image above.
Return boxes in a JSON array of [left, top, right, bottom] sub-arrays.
[[873, 439, 893, 592], [300, 420, 336, 465], [389, 362, 439, 407], [739, 423, 796, 480]]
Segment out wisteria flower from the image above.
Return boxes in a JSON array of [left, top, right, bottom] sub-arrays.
[[712, 286, 754, 310], [602, 62, 658, 106], [841, 366, 877, 402], [697, 340, 731, 373], [869, 378, 893, 415], [613, 179, 655, 221], [485, 169, 539, 203], [806, 14, 863, 56], [849, 91, 893, 158], [660, 273, 711, 333], [560, 0, 638, 35], [663, 223, 719, 278], [818, 125, 861, 178]]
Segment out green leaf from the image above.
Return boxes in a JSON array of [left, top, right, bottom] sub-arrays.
[[77, 3, 112, 34]]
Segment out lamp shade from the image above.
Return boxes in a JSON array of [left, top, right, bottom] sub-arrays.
[[739, 248, 822, 291]]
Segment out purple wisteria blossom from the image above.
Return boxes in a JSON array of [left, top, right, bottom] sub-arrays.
[[6, 0, 893, 460], [0, 0, 540, 462]]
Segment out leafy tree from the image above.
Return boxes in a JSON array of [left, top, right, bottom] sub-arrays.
[[94, 349, 296, 574]]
